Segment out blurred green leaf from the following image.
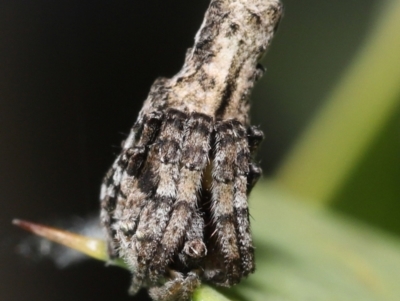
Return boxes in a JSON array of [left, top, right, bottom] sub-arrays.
[[228, 181, 400, 301], [275, 0, 400, 204], [332, 102, 400, 236]]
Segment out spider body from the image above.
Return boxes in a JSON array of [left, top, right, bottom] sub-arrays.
[[100, 0, 282, 300]]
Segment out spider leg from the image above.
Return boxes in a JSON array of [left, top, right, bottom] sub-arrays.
[[129, 109, 187, 293], [100, 167, 121, 258], [210, 121, 242, 286], [100, 112, 162, 258], [148, 112, 212, 282], [181, 210, 207, 266], [148, 270, 200, 301], [247, 163, 262, 194], [246, 125, 263, 194], [247, 125, 264, 154], [232, 121, 255, 276]]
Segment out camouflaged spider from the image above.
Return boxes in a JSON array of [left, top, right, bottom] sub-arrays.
[[100, 0, 282, 300]]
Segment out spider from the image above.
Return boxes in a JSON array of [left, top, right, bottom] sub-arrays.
[[100, 0, 282, 300]]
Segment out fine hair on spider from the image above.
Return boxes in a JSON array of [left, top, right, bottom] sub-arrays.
[[100, 0, 283, 300]]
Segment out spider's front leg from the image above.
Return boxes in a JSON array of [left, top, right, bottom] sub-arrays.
[[231, 122, 257, 277], [148, 112, 212, 281], [208, 121, 242, 285], [207, 120, 260, 286], [129, 109, 187, 293], [246, 126, 264, 194], [100, 111, 163, 259]]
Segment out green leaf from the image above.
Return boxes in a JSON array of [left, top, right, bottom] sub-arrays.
[[233, 181, 400, 301]]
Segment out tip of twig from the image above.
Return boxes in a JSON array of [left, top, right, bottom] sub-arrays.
[[12, 218, 22, 226], [12, 218, 109, 262], [13, 218, 46, 233], [13, 218, 128, 269]]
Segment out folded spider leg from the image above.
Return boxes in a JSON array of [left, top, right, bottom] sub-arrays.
[[100, 166, 123, 258], [232, 121, 255, 276], [210, 120, 242, 286], [246, 125, 263, 193], [108, 112, 163, 293], [180, 209, 207, 267], [130, 109, 187, 293], [148, 112, 212, 282], [100, 112, 162, 258]]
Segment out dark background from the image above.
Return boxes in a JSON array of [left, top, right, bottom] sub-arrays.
[[2, 0, 395, 300]]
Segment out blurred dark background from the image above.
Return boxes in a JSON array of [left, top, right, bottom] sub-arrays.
[[3, 0, 398, 300]]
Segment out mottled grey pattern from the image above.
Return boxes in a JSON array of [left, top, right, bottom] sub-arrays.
[[100, 0, 282, 300]]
